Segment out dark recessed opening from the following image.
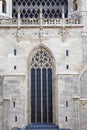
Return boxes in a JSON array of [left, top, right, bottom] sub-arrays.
[[66, 65, 69, 69], [15, 116, 17, 122], [14, 66, 16, 70], [14, 49, 17, 56]]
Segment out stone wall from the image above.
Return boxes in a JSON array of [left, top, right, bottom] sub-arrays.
[[0, 25, 84, 130], [80, 100, 87, 130], [0, 102, 3, 130], [58, 75, 80, 130], [80, 71, 87, 98], [3, 76, 27, 129], [0, 1, 87, 129]]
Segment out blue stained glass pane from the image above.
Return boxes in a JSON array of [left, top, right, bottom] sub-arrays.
[[37, 69, 41, 122], [48, 68, 53, 122], [31, 68, 35, 123], [31, 56, 53, 123], [42, 68, 47, 122]]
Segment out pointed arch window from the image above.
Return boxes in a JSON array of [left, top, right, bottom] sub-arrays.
[[2, 0, 6, 13], [73, 0, 78, 11], [31, 48, 53, 123]]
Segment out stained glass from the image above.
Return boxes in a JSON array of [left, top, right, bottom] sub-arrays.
[[31, 48, 53, 123]]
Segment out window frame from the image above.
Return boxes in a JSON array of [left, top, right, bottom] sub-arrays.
[[2, 0, 6, 13]]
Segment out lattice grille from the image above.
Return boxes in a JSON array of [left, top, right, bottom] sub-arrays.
[[12, 0, 68, 18]]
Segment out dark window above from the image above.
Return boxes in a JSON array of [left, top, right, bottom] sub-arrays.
[[2, 0, 6, 13], [73, 0, 78, 11], [12, 0, 68, 18]]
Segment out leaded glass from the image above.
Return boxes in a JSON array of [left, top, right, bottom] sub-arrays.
[[42, 68, 47, 122], [31, 48, 53, 123], [31, 68, 35, 123], [37, 69, 41, 123], [12, 0, 68, 18]]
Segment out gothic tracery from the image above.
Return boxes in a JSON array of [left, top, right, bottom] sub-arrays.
[[31, 48, 53, 69]]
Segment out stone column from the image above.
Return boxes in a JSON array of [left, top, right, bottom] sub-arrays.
[[0, 1, 2, 14], [0, 76, 3, 98], [68, 0, 73, 17], [80, 0, 87, 27], [4, 0, 12, 17], [9, 0, 12, 17], [0, 100, 4, 130], [80, 0, 86, 11], [54, 74, 59, 126], [81, 32, 87, 63]]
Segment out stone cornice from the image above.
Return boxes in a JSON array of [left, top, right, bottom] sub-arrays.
[[0, 25, 84, 29]]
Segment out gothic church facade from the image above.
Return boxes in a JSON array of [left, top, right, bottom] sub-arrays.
[[0, 0, 87, 130]]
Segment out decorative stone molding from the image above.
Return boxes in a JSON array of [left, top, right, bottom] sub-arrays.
[[61, 7, 69, 42], [39, 27, 43, 44], [72, 96, 80, 100], [80, 99, 87, 106], [61, 27, 69, 42]]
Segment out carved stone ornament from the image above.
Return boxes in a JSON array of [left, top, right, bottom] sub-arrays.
[[39, 27, 43, 44], [61, 27, 69, 42], [80, 100, 87, 106], [31, 48, 52, 69]]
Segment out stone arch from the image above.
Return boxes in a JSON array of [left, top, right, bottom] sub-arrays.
[[2, 0, 6, 13], [27, 44, 56, 70], [73, 0, 78, 11], [27, 45, 57, 124]]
